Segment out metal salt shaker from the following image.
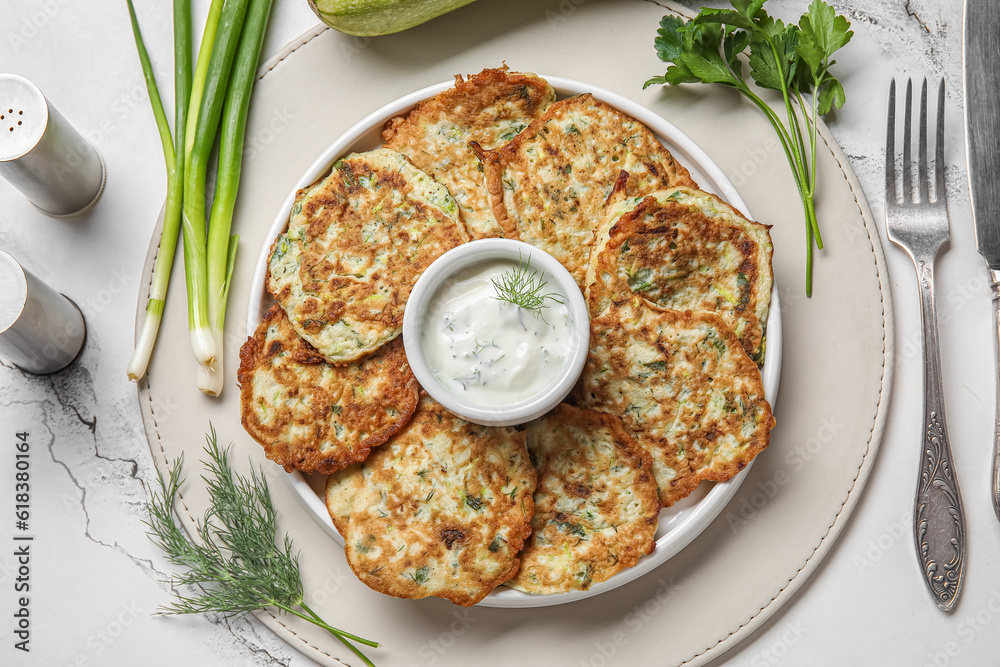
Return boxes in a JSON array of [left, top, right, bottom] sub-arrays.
[[0, 73, 105, 216], [0, 250, 86, 374]]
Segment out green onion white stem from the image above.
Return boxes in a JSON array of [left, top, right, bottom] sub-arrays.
[[198, 0, 273, 396], [125, 0, 191, 382]]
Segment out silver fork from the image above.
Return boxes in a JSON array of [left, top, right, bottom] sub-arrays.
[[885, 77, 966, 611]]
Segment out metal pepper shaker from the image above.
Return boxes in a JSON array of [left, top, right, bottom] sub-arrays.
[[0, 73, 105, 216], [0, 250, 86, 374]]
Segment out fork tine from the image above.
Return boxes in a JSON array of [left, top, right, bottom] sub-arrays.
[[919, 78, 930, 204], [935, 78, 946, 203], [903, 78, 913, 202], [886, 78, 896, 207]]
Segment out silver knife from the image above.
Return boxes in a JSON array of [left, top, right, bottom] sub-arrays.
[[964, 0, 1000, 523]]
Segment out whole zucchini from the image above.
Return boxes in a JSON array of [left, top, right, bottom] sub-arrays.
[[308, 0, 479, 36]]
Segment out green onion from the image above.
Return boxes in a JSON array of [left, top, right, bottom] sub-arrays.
[[182, 0, 251, 369], [184, 0, 225, 161], [126, 0, 192, 382], [127, 0, 272, 392], [198, 0, 275, 395]]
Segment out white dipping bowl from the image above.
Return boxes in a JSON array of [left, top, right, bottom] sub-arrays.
[[402, 239, 590, 426]]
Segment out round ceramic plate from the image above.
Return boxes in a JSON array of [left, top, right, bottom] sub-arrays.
[[246, 75, 782, 609]]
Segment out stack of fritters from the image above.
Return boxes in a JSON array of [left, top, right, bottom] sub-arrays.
[[577, 186, 775, 506], [576, 301, 774, 507], [244, 67, 553, 461], [239, 67, 777, 605], [587, 186, 774, 361], [476, 93, 697, 286], [383, 67, 556, 239]]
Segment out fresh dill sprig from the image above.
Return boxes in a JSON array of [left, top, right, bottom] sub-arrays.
[[492, 254, 564, 317], [144, 426, 379, 666]]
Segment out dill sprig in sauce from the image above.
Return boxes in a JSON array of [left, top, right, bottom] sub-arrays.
[[491, 253, 565, 317], [144, 427, 379, 666], [423, 256, 572, 401]]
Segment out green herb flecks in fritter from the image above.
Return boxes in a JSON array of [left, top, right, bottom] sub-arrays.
[[508, 404, 660, 595], [267, 148, 468, 364], [576, 300, 774, 507], [382, 66, 555, 239], [325, 395, 536, 606], [477, 94, 696, 287], [238, 305, 418, 473], [587, 187, 773, 362]]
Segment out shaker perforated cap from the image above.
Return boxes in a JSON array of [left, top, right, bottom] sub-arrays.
[[0, 74, 47, 161], [0, 73, 105, 216]]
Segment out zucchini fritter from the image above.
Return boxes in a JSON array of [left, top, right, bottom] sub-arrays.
[[237, 305, 418, 473], [508, 404, 659, 595], [267, 148, 469, 364], [382, 66, 555, 239], [576, 300, 774, 507], [325, 395, 537, 606], [477, 94, 696, 286], [587, 187, 773, 361]]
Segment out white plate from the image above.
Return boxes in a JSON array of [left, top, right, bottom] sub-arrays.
[[247, 76, 782, 609]]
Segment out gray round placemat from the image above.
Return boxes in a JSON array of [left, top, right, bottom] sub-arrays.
[[136, 2, 892, 664]]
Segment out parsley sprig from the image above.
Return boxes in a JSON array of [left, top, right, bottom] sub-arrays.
[[492, 254, 565, 317], [645, 0, 853, 296], [144, 427, 379, 666]]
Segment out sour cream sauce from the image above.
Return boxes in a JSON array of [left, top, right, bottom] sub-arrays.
[[421, 259, 573, 405]]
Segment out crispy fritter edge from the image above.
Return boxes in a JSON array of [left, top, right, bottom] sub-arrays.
[[237, 305, 419, 474], [380, 65, 553, 146], [475, 94, 697, 241]]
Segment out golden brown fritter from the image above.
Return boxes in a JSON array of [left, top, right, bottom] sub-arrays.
[[382, 67, 555, 239], [576, 300, 774, 507], [237, 305, 419, 473], [587, 187, 773, 361], [476, 94, 697, 286], [508, 404, 660, 595], [266, 148, 469, 364], [325, 395, 537, 606]]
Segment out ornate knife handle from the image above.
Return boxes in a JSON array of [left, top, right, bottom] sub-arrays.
[[913, 259, 966, 611], [989, 267, 1000, 523]]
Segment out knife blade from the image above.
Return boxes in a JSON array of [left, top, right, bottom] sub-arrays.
[[964, 0, 1000, 523]]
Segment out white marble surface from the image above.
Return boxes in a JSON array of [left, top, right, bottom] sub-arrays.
[[0, 1, 997, 665]]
